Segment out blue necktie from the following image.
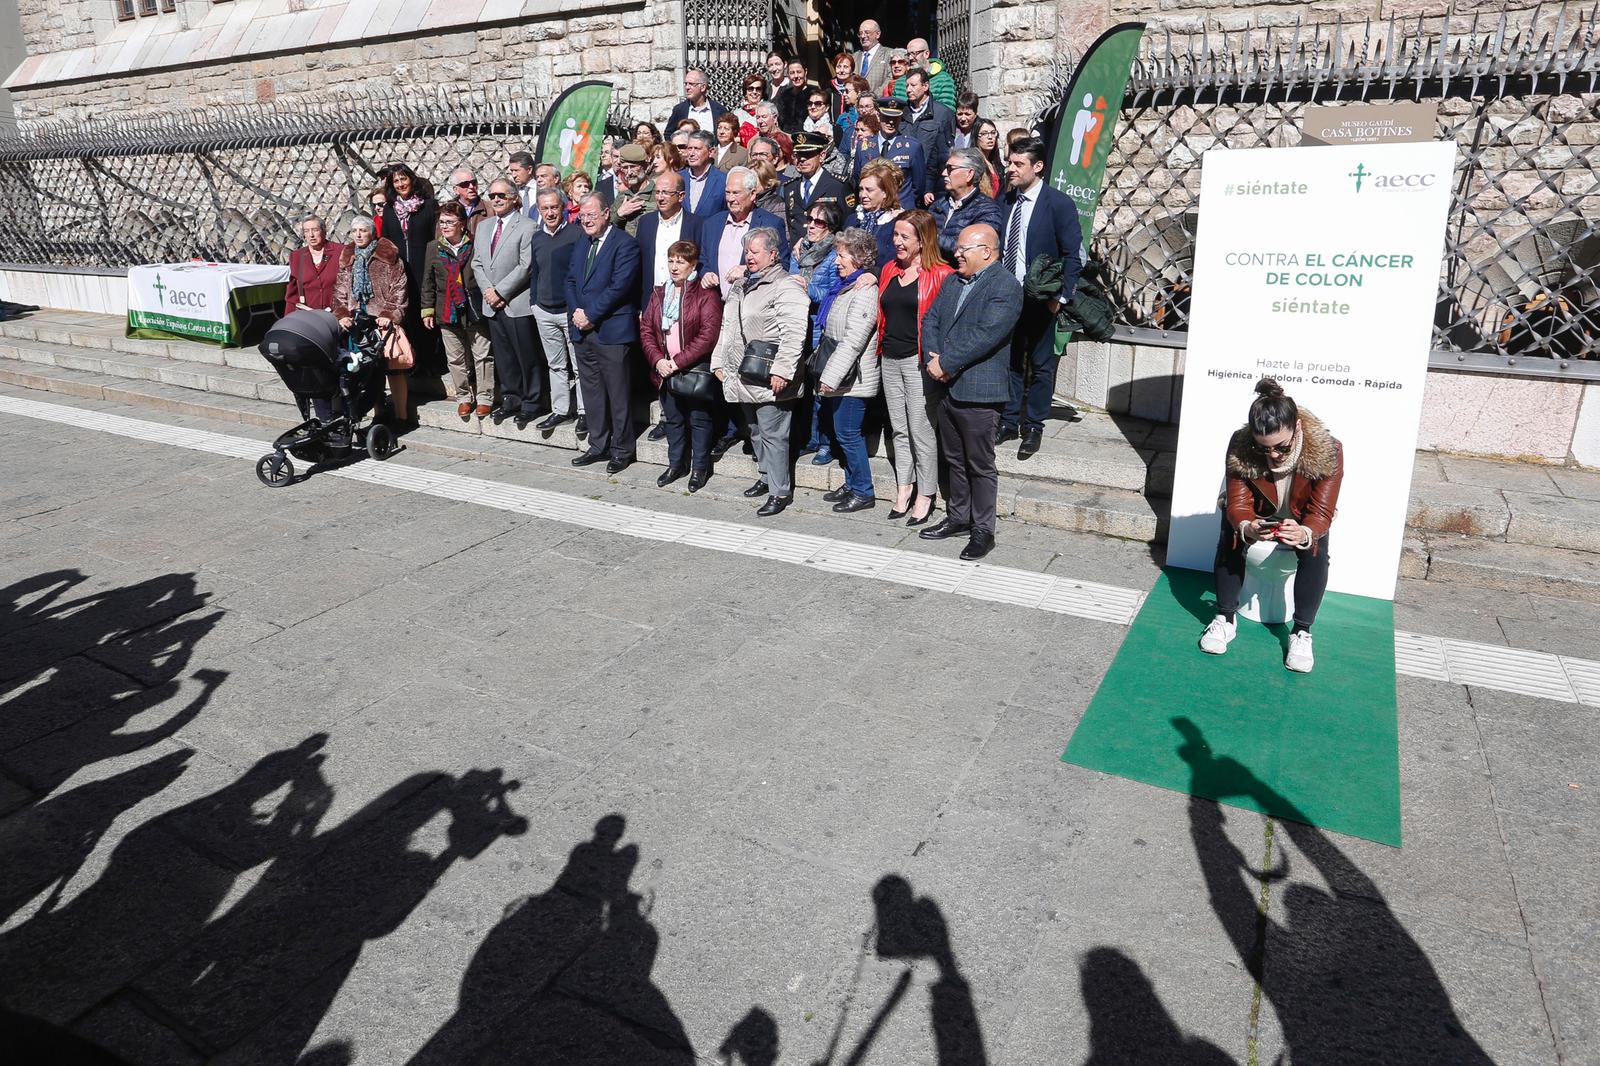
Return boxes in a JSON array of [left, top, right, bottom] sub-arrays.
[[802, 178, 812, 204]]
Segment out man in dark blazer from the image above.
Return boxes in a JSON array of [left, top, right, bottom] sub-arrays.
[[903, 68, 957, 202], [997, 135, 1083, 460], [918, 223, 1024, 561], [679, 131, 728, 219], [697, 166, 791, 295], [852, 99, 928, 209], [634, 170, 705, 306], [667, 68, 730, 133], [780, 132, 850, 240], [565, 193, 643, 473], [930, 147, 1004, 264]]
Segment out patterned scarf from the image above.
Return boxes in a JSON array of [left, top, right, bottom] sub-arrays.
[[661, 270, 697, 332], [351, 241, 378, 306], [392, 194, 424, 234], [816, 268, 863, 342], [438, 238, 471, 324]]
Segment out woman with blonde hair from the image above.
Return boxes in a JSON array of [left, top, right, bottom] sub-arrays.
[[855, 158, 902, 269], [749, 159, 784, 218]]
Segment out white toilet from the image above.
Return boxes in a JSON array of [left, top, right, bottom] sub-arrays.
[[1237, 537, 1299, 625]]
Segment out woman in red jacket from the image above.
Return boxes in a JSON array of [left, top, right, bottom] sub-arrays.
[[877, 209, 953, 525], [1200, 377, 1344, 674], [641, 240, 723, 493]]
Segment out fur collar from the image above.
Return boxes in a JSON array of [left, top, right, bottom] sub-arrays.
[[340, 239, 401, 268], [1226, 408, 1339, 482]]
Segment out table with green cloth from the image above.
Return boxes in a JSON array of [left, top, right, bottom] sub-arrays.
[[126, 262, 290, 347]]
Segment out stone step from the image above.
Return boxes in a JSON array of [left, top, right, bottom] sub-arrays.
[[0, 326, 1175, 501], [1424, 536, 1600, 604], [0, 358, 1166, 542]]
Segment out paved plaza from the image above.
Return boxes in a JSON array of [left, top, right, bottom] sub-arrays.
[[0, 385, 1595, 1065]]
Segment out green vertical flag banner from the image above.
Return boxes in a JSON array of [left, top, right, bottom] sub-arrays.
[[1046, 23, 1145, 241], [536, 80, 614, 181]]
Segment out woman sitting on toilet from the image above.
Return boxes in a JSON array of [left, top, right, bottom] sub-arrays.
[[1200, 376, 1343, 673]]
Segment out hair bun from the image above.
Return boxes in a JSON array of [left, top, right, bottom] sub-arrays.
[[1255, 377, 1284, 399]]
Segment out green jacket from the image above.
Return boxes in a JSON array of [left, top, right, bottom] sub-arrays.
[[892, 59, 957, 110]]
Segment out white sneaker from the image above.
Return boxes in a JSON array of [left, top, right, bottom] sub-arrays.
[[1199, 615, 1236, 655], [1285, 630, 1315, 673]]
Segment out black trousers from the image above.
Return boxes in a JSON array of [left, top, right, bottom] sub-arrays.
[[660, 385, 713, 471], [1213, 515, 1332, 629], [575, 336, 634, 459], [938, 399, 1002, 535], [488, 312, 544, 415], [1002, 298, 1057, 432]]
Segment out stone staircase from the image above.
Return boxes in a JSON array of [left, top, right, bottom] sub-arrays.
[[3, 309, 1599, 601]]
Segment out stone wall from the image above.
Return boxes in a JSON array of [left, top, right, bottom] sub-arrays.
[[16, 0, 99, 55], [8, 1, 686, 132]]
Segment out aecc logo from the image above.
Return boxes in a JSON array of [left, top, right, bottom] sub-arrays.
[[1348, 163, 1436, 192]]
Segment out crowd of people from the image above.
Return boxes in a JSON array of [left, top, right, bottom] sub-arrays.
[[281, 19, 1084, 560]]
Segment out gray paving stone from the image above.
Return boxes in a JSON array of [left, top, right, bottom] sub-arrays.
[[1496, 813, 1600, 962], [1538, 951, 1600, 1064], [1549, 465, 1600, 501], [1504, 488, 1600, 553], [1440, 454, 1562, 493], [1428, 537, 1600, 602], [1470, 687, 1599, 827], [1407, 481, 1511, 538]]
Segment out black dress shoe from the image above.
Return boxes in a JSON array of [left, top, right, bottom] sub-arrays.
[[537, 412, 571, 431], [823, 486, 852, 503], [832, 493, 876, 513], [756, 494, 792, 517], [995, 423, 1019, 446], [687, 468, 710, 494], [960, 531, 996, 560], [605, 455, 635, 475], [574, 416, 588, 439], [571, 450, 607, 467], [658, 464, 688, 487], [743, 479, 770, 498], [491, 409, 511, 426], [918, 517, 972, 541], [514, 414, 532, 430], [1017, 427, 1044, 460], [648, 423, 668, 441]]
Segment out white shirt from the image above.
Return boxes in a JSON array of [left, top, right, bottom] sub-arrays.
[[1007, 183, 1040, 284], [687, 101, 715, 131], [653, 211, 685, 289]]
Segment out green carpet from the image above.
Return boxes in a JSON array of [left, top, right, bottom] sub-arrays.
[[1063, 568, 1402, 846]]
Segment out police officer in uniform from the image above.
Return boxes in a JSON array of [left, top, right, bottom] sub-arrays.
[[850, 98, 928, 210], [783, 131, 852, 240]]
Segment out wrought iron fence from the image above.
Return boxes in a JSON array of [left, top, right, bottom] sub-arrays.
[[1033, 5, 1600, 377], [0, 87, 636, 272], [684, 0, 775, 110]]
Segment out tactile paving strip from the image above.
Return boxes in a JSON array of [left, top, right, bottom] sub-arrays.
[[4, 394, 1596, 707]]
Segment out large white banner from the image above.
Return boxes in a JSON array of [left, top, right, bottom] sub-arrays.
[[1166, 142, 1456, 600]]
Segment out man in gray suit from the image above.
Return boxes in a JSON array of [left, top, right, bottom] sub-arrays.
[[473, 178, 544, 426], [918, 223, 1024, 560]]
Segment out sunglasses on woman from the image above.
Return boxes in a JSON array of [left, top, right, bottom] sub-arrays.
[[1253, 440, 1294, 457]]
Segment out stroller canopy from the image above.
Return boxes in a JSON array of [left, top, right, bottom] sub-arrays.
[[260, 309, 343, 368]]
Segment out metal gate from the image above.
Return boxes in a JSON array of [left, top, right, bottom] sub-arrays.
[[684, 0, 774, 109], [1033, 4, 1600, 379], [935, 0, 972, 94]]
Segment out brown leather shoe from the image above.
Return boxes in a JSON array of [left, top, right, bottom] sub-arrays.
[[474, 404, 493, 419], [457, 402, 473, 419]]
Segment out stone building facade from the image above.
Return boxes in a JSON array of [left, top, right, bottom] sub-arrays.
[[2, 0, 1448, 139]]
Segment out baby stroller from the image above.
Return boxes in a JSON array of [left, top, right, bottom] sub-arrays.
[[255, 309, 399, 487]]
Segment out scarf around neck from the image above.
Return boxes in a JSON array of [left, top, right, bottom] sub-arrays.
[[816, 268, 864, 335], [392, 194, 423, 234], [662, 271, 697, 331], [352, 241, 378, 304]]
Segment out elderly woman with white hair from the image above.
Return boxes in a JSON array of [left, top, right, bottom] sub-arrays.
[[712, 226, 809, 517], [332, 214, 411, 421]]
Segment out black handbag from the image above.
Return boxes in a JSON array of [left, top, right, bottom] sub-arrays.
[[666, 362, 720, 402], [738, 339, 780, 386], [806, 335, 837, 378]]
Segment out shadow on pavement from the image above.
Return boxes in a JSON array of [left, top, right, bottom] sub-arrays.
[[1176, 716, 1495, 1066], [411, 813, 695, 1065]]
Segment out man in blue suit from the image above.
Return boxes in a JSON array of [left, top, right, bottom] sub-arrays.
[[918, 223, 1024, 561], [565, 193, 643, 473], [697, 166, 790, 296], [667, 69, 730, 134], [634, 170, 705, 442], [679, 131, 727, 220], [997, 136, 1083, 460]]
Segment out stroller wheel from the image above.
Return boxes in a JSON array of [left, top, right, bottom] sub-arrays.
[[367, 423, 396, 461], [255, 452, 295, 488]]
